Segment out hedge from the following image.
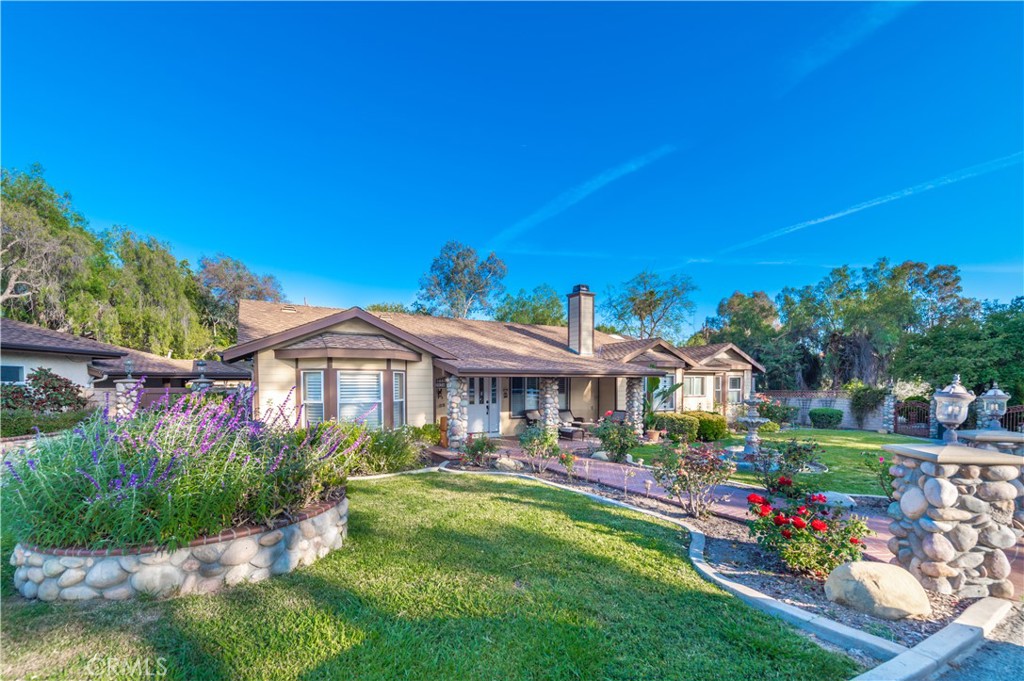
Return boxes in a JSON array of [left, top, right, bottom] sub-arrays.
[[651, 413, 699, 442], [808, 408, 843, 429], [0, 409, 96, 439], [682, 411, 729, 441]]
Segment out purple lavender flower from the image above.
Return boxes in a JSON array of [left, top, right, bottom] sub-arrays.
[[4, 461, 24, 483], [267, 446, 289, 474], [143, 457, 159, 485], [26, 459, 37, 471], [127, 473, 139, 488], [75, 468, 102, 492]]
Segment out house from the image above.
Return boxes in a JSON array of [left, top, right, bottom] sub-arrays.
[[0, 318, 250, 404], [222, 286, 763, 448]]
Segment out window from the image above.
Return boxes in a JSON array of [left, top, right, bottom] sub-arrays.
[[683, 376, 705, 396], [714, 376, 722, 404], [393, 371, 406, 428], [338, 371, 383, 429], [510, 377, 568, 417], [301, 371, 324, 426], [728, 376, 743, 404], [1, 365, 25, 384], [649, 373, 677, 411]]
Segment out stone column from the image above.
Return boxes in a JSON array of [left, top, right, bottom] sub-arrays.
[[884, 443, 1022, 599], [626, 377, 644, 436], [539, 378, 560, 433], [928, 397, 940, 440], [445, 375, 469, 450], [114, 378, 144, 419], [882, 390, 896, 434]]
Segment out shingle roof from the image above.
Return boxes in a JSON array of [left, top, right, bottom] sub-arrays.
[[92, 348, 251, 380], [677, 342, 733, 363], [237, 300, 340, 344], [284, 333, 410, 353], [0, 318, 126, 358]]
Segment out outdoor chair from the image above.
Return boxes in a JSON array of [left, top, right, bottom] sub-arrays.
[[558, 409, 587, 426], [524, 409, 542, 426], [607, 410, 628, 425]]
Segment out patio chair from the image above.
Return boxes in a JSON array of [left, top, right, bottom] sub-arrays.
[[524, 409, 542, 426], [607, 410, 628, 425], [558, 409, 587, 426]]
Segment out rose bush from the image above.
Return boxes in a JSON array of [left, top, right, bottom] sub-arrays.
[[651, 443, 735, 517], [746, 491, 871, 576]]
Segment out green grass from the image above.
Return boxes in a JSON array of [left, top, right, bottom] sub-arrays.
[[1, 474, 860, 680], [630, 429, 923, 495]]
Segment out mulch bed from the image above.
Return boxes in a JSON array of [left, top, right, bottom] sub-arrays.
[[447, 460, 972, 654]]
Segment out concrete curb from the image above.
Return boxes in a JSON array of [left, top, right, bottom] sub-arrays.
[[850, 598, 1015, 681], [349, 465, 441, 481]]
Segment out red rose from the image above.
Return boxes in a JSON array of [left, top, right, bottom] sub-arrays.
[[811, 519, 828, 532], [777, 476, 792, 487], [791, 517, 807, 530], [850, 537, 860, 545], [746, 493, 767, 505], [772, 514, 789, 526], [605, 410, 613, 417], [797, 505, 808, 515], [757, 504, 772, 517], [781, 529, 792, 539]]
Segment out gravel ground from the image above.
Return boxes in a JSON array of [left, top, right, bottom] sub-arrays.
[[936, 604, 1024, 681]]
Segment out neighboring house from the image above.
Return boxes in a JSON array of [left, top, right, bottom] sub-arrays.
[[222, 286, 763, 447], [0, 318, 250, 404]]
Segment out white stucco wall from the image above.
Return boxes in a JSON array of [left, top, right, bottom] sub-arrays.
[[0, 350, 94, 389]]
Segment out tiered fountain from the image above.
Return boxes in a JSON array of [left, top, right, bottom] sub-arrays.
[[736, 378, 770, 456]]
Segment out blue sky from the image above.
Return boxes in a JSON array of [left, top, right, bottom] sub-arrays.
[[3, 2, 1022, 332]]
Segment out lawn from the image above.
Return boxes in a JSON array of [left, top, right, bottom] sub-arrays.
[[631, 428, 925, 495], [1, 474, 859, 680]]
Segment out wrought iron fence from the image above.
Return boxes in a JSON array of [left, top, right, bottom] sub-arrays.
[[894, 400, 930, 437]]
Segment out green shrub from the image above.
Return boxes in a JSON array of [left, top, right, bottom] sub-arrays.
[[1, 408, 96, 438], [1, 389, 366, 551], [412, 423, 443, 446], [462, 435, 499, 466], [519, 426, 560, 473], [682, 411, 728, 441], [651, 413, 699, 443], [355, 426, 423, 474], [746, 492, 871, 576], [651, 443, 735, 517], [863, 451, 896, 502], [593, 420, 640, 462], [755, 396, 798, 424], [758, 420, 780, 435], [0, 368, 88, 413], [752, 439, 823, 497], [808, 408, 843, 429], [845, 381, 888, 428]]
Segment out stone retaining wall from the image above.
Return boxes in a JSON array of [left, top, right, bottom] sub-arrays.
[[761, 391, 888, 431], [10, 494, 348, 602]]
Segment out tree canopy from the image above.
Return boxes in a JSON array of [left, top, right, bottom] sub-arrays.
[[603, 271, 696, 341], [493, 285, 566, 326], [416, 241, 507, 318], [1, 165, 283, 358]]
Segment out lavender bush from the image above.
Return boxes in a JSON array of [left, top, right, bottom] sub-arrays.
[[1, 385, 367, 551]]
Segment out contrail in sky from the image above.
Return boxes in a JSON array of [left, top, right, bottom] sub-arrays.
[[719, 152, 1023, 255], [490, 144, 676, 249]]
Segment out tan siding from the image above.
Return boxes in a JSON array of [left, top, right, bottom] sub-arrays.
[[256, 350, 298, 417], [403, 355, 435, 427]]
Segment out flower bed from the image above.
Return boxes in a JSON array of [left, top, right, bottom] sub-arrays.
[[3, 386, 365, 599], [11, 494, 348, 601]]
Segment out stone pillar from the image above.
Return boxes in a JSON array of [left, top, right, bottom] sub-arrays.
[[446, 375, 469, 450], [928, 397, 940, 440], [884, 443, 1022, 599], [539, 378, 560, 433], [882, 391, 896, 434], [114, 378, 144, 419], [626, 377, 644, 436]]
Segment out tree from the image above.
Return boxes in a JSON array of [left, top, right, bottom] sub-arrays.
[[416, 241, 507, 318], [197, 254, 284, 343], [493, 284, 566, 326], [596, 322, 626, 336], [603, 270, 696, 340], [366, 302, 412, 314]]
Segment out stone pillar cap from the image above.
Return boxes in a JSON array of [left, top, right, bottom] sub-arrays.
[[956, 430, 1024, 444], [883, 443, 1023, 465]]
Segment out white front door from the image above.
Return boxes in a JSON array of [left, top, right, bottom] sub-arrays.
[[466, 376, 501, 435]]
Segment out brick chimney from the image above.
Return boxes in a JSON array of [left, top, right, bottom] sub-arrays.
[[567, 284, 595, 356]]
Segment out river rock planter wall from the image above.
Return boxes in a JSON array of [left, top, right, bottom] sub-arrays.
[[10, 493, 348, 602], [883, 443, 1021, 599]]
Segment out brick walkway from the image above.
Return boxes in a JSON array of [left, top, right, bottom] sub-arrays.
[[476, 438, 1022, 591]]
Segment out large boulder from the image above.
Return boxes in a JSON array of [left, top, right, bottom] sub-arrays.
[[825, 562, 932, 620], [493, 457, 524, 472]]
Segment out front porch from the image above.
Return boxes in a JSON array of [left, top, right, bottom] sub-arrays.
[[442, 374, 648, 450]]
